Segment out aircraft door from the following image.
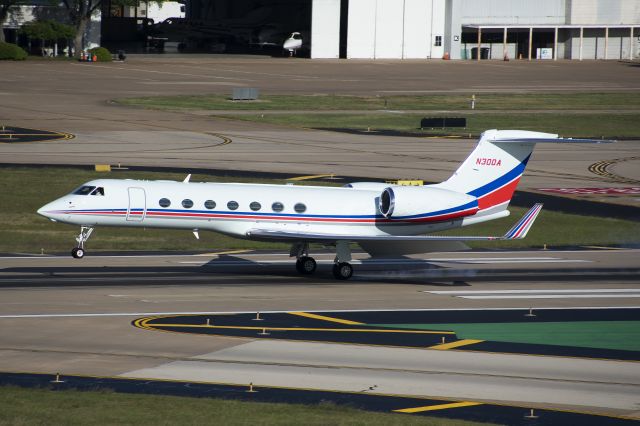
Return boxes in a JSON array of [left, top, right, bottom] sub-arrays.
[[127, 187, 146, 221]]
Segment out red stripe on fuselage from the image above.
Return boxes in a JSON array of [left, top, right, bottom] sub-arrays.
[[477, 177, 521, 210]]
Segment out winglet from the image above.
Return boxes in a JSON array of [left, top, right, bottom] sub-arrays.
[[503, 203, 543, 240], [183, 174, 191, 183]]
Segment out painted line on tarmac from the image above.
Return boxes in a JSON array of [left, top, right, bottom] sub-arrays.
[[394, 401, 484, 413], [289, 311, 364, 325], [429, 339, 485, 350], [461, 295, 640, 299], [2, 306, 640, 319], [287, 174, 337, 181], [428, 289, 640, 299], [136, 322, 456, 335], [430, 289, 640, 294]]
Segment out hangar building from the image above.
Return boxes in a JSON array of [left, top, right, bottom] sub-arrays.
[[311, 0, 640, 59], [98, 0, 639, 59]]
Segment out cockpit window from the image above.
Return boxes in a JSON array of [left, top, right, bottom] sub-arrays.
[[90, 187, 104, 196], [73, 185, 95, 195]]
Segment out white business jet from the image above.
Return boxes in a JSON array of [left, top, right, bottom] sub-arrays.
[[38, 130, 610, 280], [283, 32, 303, 56]]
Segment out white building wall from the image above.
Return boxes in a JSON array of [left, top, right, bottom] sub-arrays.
[[374, 0, 404, 58], [347, 0, 450, 59], [311, 0, 341, 58], [569, 0, 640, 25], [459, 0, 566, 25], [431, 0, 445, 58], [347, 0, 376, 58], [403, 0, 431, 58]]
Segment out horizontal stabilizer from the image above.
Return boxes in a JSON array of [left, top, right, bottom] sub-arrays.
[[246, 204, 543, 243], [491, 137, 615, 144]]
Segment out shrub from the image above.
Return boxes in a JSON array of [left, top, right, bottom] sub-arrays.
[[0, 42, 28, 60], [88, 46, 112, 62]]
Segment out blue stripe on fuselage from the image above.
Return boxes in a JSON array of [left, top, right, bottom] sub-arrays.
[[467, 154, 531, 198]]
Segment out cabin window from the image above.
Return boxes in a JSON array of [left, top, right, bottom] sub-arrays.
[[271, 202, 284, 212], [73, 185, 95, 195], [182, 199, 194, 208], [294, 203, 306, 213], [227, 201, 239, 210], [159, 198, 171, 208], [249, 201, 261, 211], [204, 200, 216, 209], [90, 187, 104, 196]]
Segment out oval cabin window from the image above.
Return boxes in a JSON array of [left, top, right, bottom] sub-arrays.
[[204, 200, 216, 209], [294, 203, 306, 213], [227, 201, 239, 210], [159, 198, 171, 208], [271, 202, 284, 212], [182, 199, 193, 208], [249, 202, 261, 211]]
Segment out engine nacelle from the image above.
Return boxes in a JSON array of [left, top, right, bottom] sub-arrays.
[[379, 186, 478, 221]]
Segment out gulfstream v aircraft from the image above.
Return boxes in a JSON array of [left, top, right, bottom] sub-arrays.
[[38, 130, 610, 280]]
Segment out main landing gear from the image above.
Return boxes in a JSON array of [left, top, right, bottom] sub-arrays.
[[71, 226, 93, 259], [291, 241, 354, 280]]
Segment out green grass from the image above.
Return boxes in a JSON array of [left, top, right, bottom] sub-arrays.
[[218, 112, 640, 138], [115, 93, 640, 111], [1, 166, 638, 253], [374, 322, 640, 352], [0, 386, 493, 426]]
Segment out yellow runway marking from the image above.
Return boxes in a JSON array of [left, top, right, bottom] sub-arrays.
[[143, 322, 455, 335], [287, 174, 335, 181], [289, 311, 364, 325], [394, 401, 483, 413], [429, 339, 484, 350]]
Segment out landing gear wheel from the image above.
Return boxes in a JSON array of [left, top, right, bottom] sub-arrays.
[[296, 256, 317, 275], [332, 262, 353, 280], [71, 247, 85, 259]]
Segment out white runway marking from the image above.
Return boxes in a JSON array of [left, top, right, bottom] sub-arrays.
[[427, 289, 640, 300]]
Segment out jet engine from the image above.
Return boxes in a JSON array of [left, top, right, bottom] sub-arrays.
[[379, 186, 478, 220]]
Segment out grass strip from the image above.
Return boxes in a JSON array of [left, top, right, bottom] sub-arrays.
[[115, 93, 640, 111], [1, 166, 638, 253], [0, 386, 491, 426], [373, 322, 640, 352]]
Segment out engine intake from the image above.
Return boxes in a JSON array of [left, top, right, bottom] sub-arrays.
[[379, 186, 478, 221]]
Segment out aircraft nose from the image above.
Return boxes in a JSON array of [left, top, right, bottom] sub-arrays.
[[37, 201, 60, 219]]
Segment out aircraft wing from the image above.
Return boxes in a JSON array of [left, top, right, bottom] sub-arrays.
[[246, 204, 543, 243]]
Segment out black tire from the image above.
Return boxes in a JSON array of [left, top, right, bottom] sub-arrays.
[[71, 247, 85, 259], [296, 256, 316, 275], [332, 262, 353, 280]]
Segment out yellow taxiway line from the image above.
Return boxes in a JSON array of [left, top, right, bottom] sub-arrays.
[[394, 401, 483, 413], [289, 311, 364, 325], [429, 339, 484, 350], [287, 174, 335, 181], [142, 322, 455, 335]]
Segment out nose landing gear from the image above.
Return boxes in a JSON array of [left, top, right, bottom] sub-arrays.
[[71, 226, 94, 259]]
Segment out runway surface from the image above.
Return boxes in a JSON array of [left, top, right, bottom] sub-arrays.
[[0, 249, 639, 421]]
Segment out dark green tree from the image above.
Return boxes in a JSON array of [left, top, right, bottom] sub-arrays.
[[20, 19, 75, 54]]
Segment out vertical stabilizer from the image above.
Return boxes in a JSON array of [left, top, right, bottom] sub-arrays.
[[434, 130, 557, 214]]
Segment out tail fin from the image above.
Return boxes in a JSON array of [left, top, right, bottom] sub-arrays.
[[435, 129, 613, 214]]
